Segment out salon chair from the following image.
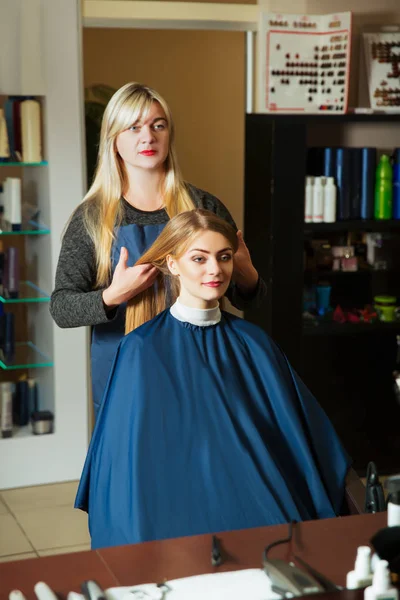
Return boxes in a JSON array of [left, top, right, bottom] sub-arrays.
[[343, 463, 386, 516], [343, 468, 367, 515]]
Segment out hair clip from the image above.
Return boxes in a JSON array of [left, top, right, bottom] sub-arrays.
[[211, 535, 223, 566]]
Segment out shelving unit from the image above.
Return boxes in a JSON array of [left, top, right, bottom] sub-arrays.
[[244, 112, 400, 475], [0, 0, 88, 490], [305, 220, 400, 233]]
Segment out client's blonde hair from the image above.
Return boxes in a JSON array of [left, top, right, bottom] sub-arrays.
[[125, 209, 238, 334]]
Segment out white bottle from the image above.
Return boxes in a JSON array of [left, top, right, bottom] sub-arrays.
[[305, 176, 314, 223], [2, 178, 10, 228], [346, 546, 373, 589], [312, 177, 323, 223], [324, 176, 337, 223], [7, 177, 22, 231], [364, 560, 398, 600], [386, 475, 400, 527]]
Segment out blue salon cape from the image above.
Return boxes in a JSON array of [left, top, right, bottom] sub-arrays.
[[75, 310, 351, 549]]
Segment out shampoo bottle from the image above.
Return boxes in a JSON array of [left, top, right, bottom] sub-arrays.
[[364, 560, 398, 600]]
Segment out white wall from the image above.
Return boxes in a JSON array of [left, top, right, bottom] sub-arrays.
[[0, 0, 89, 489]]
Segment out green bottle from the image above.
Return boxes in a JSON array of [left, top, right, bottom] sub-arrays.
[[375, 154, 393, 220]]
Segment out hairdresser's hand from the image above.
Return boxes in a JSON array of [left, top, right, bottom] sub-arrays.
[[102, 247, 158, 308], [233, 230, 259, 293]]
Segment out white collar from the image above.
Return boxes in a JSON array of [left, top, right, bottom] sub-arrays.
[[170, 299, 221, 327]]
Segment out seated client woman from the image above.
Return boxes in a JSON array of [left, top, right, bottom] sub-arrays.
[[75, 209, 351, 549]]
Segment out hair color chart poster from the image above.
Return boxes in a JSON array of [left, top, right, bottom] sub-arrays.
[[362, 30, 400, 111], [258, 12, 352, 114]]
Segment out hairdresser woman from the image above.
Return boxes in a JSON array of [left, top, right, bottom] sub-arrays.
[[50, 82, 266, 416]]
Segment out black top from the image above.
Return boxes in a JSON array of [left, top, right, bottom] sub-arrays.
[[49, 184, 266, 328]]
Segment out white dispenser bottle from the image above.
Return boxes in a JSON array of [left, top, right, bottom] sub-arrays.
[[324, 176, 337, 223], [364, 560, 398, 600], [312, 177, 323, 223], [305, 176, 314, 223], [346, 546, 373, 589], [386, 475, 400, 527]]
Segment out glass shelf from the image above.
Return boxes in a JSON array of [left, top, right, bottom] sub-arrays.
[[0, 161, 48, 167], [0, 281, 50, 303], [0, 221, 50, 235], [0, 425, 55, 441], [303, 320, 400, 336], [0, 342, 53, 370]]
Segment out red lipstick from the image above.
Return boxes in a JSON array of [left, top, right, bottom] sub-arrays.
[[140, 150, 156, 156], [203, 282, 222, 288]]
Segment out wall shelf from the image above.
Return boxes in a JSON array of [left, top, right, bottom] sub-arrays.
[[0, 281, 50, 303], [303, 321, 400, 336], [304, 268, 399, 278], [0, 342, 53, 370], [0, 425, 54, 441], [0, 161, 48, 167], [0, 222, 50, 235], [247, 113, 400, 125], [304, 220, 400, 234]]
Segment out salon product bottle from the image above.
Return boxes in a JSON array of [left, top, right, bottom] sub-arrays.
[[4, 247, 19, 299], [312, 177, 323, 222], [0, 381, 13, 438], [20, 98, 42, 163], [27, 378, 38, 415], [2, 177, 10, 228], [0, 183, 4, 226], [393, 148, 400, 220], [361, 148, 377, 220], [385, 475, 400, 527], [0, 241, 4, 296], [305, 177, 313, 222], [364, 560, 398, 600], [7, 177, 21, 231], [350, 148, 363, 219], [336, 147, 352, 220], [375, 155, 393, 220], [346, 546, 373, 589], [0, 109, 10, 161], [0, 312, 15, 363], [15, 379, 30, 426], [323, 177, 336, 223], [323, 147, 336, 178]]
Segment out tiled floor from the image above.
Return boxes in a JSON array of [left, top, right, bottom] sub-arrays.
[[0, 481, 90, 563]]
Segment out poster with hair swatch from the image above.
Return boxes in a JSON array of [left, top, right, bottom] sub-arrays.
[[362, 28, 400, 111], [257, 11, 352, 113]]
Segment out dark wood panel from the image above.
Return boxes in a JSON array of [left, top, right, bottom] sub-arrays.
[[0, 550, 118, 600], [0, 513, 387, 600], [99, 513, 387, 589]]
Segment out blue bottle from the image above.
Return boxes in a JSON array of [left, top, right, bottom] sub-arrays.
[[393, 148, 400, 220]]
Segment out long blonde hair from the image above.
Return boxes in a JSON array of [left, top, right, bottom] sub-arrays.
[[80, 82, 194, 287], [125, 209, 238, 334]]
